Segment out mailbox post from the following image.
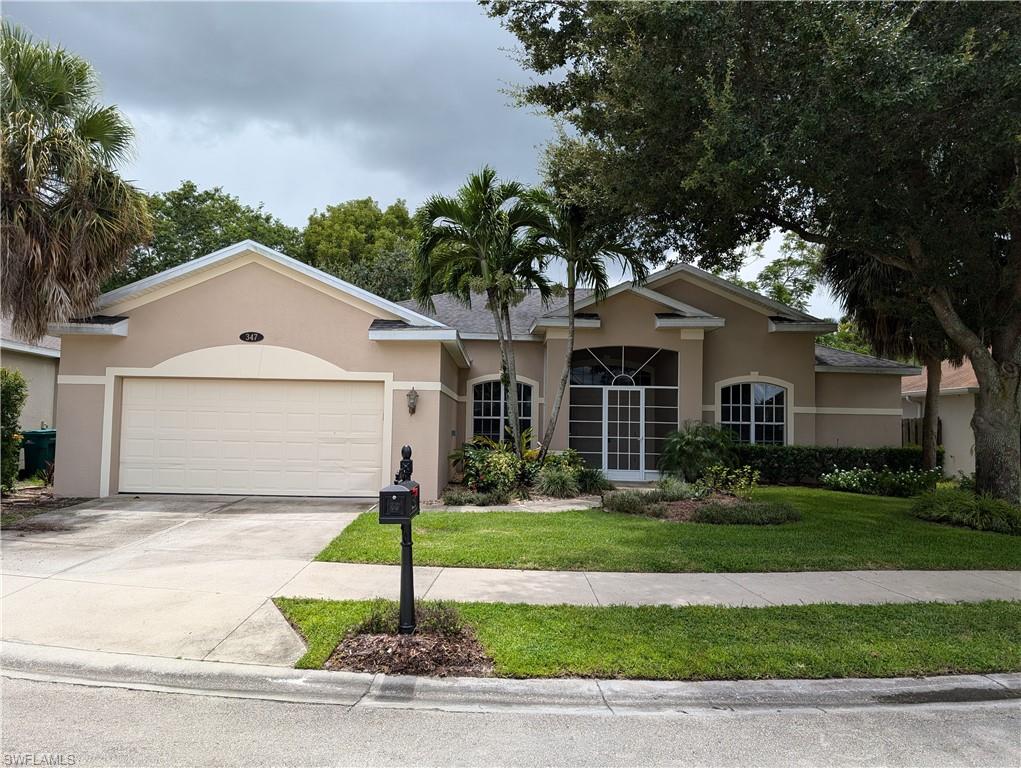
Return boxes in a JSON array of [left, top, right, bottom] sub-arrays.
[[378, 445, 420, 634]]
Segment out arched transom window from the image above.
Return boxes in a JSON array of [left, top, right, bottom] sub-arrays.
[[720, 382, 786, 445], [472, 381, 532, 443]]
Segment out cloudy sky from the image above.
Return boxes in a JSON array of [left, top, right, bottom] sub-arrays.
[[6, 1, 840, 317]]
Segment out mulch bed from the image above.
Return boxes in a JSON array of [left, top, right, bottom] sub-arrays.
[[1, 486, 90, 527], [325, 629, 494, 677], [651, 493, 740, 522]]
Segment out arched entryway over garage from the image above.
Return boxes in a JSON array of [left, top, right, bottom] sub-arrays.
[[568, 346, 678, 480]]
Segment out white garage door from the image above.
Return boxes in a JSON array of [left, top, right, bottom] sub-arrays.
[[118, 378, 384, 496]]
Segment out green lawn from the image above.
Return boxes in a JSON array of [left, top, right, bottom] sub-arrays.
[[316, 487, 1021, 572], [275, 598, 1021, 680]]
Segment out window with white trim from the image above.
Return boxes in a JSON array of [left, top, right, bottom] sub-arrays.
[[472, 381, 532, 442], [720, 382, 786, 445]]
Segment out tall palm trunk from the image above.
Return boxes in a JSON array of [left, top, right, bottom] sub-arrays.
[[921, 355, 941, 471], [539, 262, 576, 462], [501, 303, 523, 455], [485, 288, 522, 457]]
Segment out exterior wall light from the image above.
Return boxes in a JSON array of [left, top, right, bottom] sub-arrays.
[[406, 387, 419, 415]]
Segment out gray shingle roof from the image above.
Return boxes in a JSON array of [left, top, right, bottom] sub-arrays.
[[1, 316, 61, 352], [398, 290, 593, 336], [814, 344, 920, 372]]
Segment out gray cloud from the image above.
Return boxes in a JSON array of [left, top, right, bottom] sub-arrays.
[[4, 1, 553, 218]]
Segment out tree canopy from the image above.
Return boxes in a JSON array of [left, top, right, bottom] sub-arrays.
[[108, 181, 301, 289], [488, 0, 1021, 500]]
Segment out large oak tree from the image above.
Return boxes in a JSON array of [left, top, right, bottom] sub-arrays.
[[488, 1, 1021, 500]]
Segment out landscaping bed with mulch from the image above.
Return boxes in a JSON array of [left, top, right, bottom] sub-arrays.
[[1, 486, 90, 527], [315, 601, 494, 677]]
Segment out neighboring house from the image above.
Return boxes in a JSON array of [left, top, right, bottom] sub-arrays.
[[49, 240, 919, 500], [901, 360, 978, 477], [1, 316, 61, 432]]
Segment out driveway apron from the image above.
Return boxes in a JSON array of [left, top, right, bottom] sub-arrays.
[[1, 495, 366, 666]]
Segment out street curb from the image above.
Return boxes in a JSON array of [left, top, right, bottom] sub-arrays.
[[2, 641, 1018, 715]]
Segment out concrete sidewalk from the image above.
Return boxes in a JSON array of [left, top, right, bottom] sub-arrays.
[[276, 563, 1021, 607]]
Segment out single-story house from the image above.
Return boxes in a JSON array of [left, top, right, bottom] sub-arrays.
[[901, 359, 978, 477], [49, 240, 919, 500], [1, 316, 61, 432]]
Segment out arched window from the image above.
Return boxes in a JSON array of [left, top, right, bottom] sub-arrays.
[[720, 382, 786, 444], [472, 381, 532, 442]]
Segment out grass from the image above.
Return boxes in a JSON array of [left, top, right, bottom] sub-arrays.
[[275, 597, 1021, 680], [316, 487, 1021, 572]]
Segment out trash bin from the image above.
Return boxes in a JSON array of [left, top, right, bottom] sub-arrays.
[[21, 428, 56, 479]]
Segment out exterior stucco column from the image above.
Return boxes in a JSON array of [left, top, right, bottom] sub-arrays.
[[678, 330, 705, 425], [542, 333, 571, 451]]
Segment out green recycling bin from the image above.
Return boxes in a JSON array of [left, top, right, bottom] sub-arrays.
[[21, 428, 56, 478]]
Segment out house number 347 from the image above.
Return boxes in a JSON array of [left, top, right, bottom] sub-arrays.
[[239, 331, 264, 343]]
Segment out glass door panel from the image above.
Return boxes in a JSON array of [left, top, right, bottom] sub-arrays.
[[605, 388, 644, 479]]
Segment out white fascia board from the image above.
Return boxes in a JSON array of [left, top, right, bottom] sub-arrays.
[[97, 240, 445, 328], [768, 319, 839, 334], [530, 316, 602, 332], [368, 328, 459, 342], [442, 338, 471, 369], [647, 261, 822, 322], [902, 386, 978, 397], [816, 364, 923, 376], [459, 332, 544, 342], [48, 319, 129, 336], [0, 339, 61, 358], [655, 316, 726, 329]]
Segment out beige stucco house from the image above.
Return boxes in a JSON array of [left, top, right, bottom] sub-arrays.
[[49, 240, 919, 500], [1, 317, 60, 432], [901, 360, 978, 477]]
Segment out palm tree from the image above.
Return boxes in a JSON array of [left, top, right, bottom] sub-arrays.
[[1, 22, 151, 340], [525, 188, 648, 462], [822, 250, 960, 470], [415, 167, 552, 456]]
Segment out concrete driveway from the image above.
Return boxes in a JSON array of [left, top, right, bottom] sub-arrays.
[[1, 495, 368, 666]]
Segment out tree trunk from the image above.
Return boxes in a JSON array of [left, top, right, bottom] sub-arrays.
[[971, 366, 1021, 503], [538, 263, 576, 463], [923, 288, 1021, 502], [921, 355, 941, 471], [501, 304, 523, 456], [486, 288, 515, 452]]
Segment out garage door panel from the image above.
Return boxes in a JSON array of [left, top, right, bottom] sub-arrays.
[[119, 378, 383, 496]]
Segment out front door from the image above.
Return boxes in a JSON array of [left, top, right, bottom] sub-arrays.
[[604, 387, 644, 481]]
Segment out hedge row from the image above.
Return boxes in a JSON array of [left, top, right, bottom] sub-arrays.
[[732, 445, 939, 486]]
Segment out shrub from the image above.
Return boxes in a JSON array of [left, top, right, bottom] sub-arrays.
[[656, 474, 701, 501], [354, 599, 465, 637], [658, 423, 736, 481], [543, 449, 586, 474], [912, 489, 1021, 535], [441, 488, 512, 506], [458, 442, 521, 494], [577, 466, 613, 494], [535, 465, 580, 498], [696, 464, 760, 500], [1, 368, 28, 493], [732, 444, 938, 485], [603, 489, 657, 516], [820, 467, 941, 497], [691, 501, 802, 526]]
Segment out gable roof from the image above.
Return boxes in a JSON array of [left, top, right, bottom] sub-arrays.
[[96, 240, 445, 328], [814, 345, 921, 375], [646, 261, 822, 322], [1, 316, 61, 358], [901, 358, 978, 395]]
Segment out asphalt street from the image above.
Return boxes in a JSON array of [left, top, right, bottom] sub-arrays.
[[2, 677, 1018, 767]]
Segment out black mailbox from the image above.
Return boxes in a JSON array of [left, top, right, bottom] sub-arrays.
[[379, 479, 420, 523]]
